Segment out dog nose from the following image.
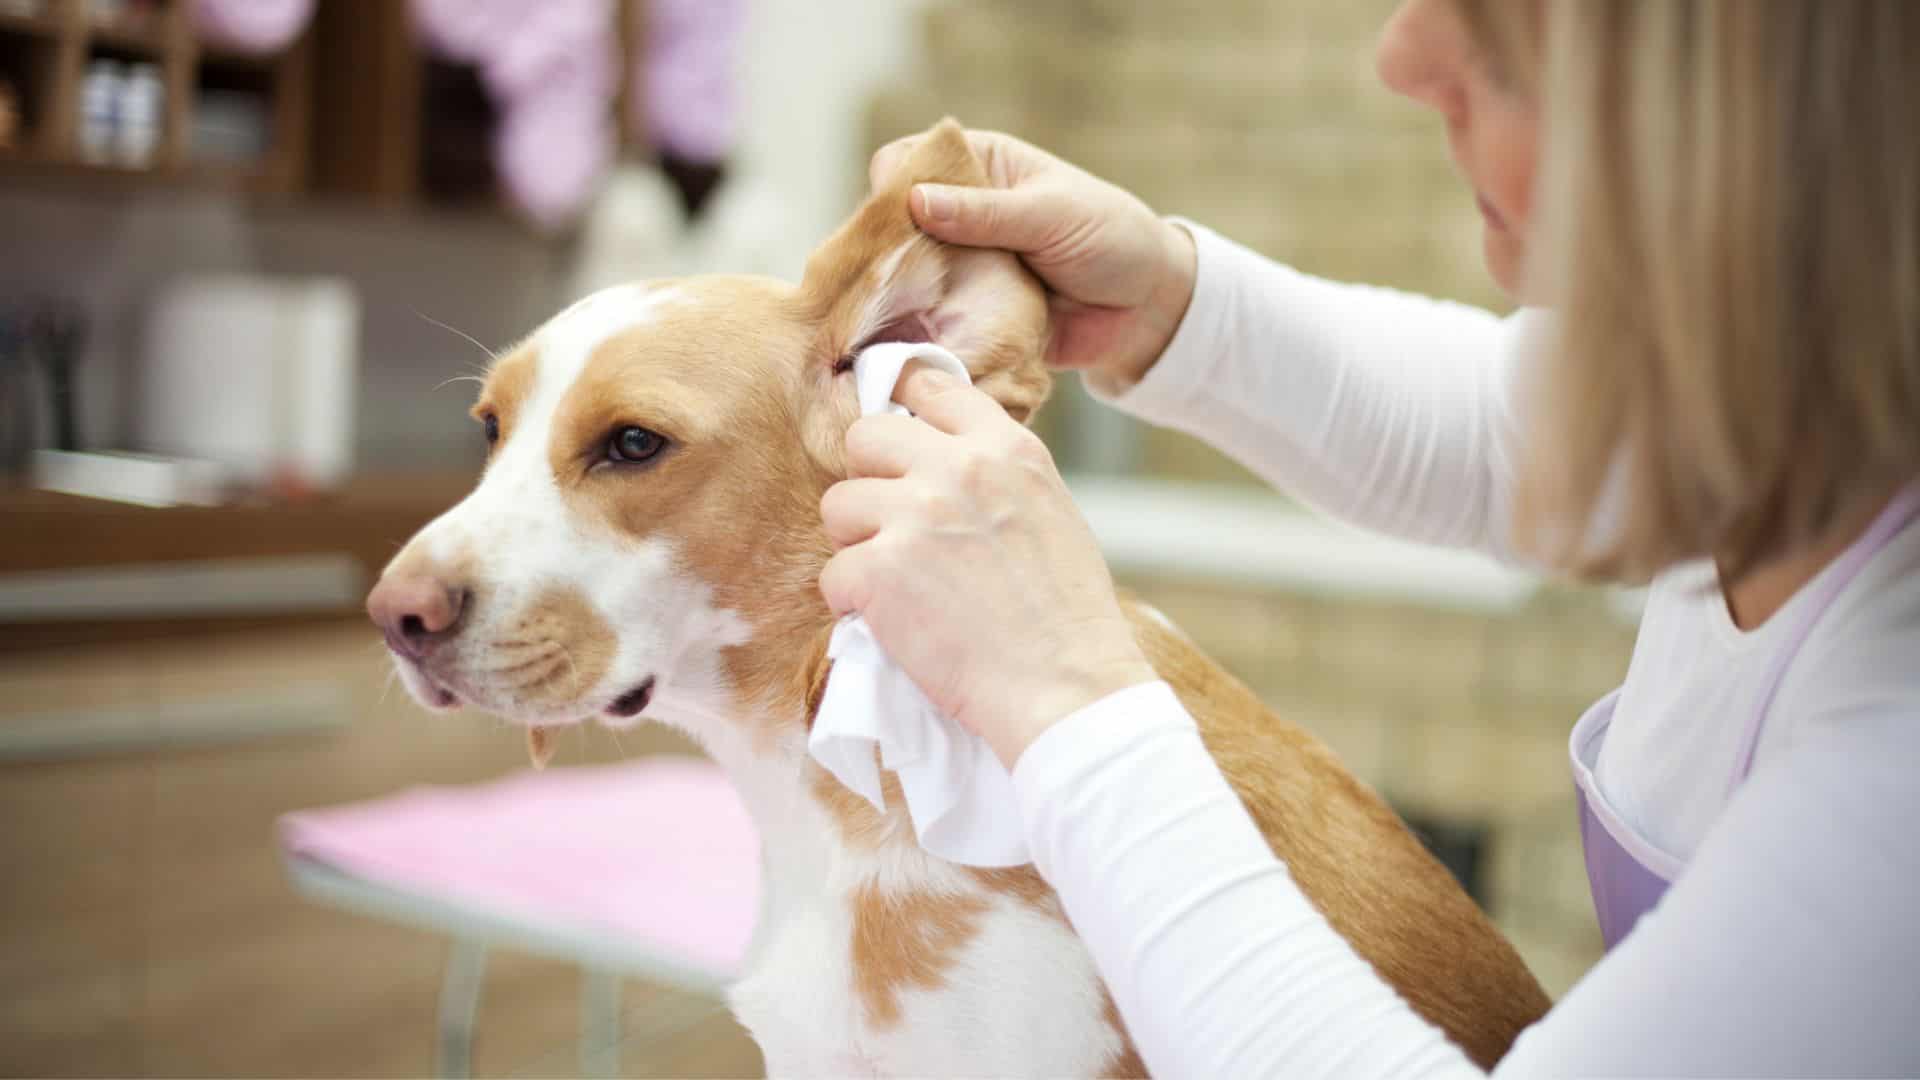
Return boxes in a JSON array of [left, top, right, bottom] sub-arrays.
[[366, 575, 467, 659]]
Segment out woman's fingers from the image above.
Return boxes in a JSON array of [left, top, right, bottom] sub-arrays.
[[893, 364, 1012, 435], [909, 182, 1078, 254], [845, 412, 948, 478], [818, 541, 877, 617], [820, 477, 907, 548], [870, 127, 1039, 193]]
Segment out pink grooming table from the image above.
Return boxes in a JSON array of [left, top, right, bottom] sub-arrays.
[[278, 756, 760, 1078]]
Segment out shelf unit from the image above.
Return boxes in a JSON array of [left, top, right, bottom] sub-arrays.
[[304, 0, 648, 214], [0, 0, 310, 193], [0, 0, 650, 221]]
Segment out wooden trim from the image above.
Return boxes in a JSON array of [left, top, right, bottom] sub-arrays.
[[37, 0, 86, 159], [615, 0, 646, 156], [0, 9, 62, 37], [309, 0, 420, 204], [262, 24, 312, 194], [157, 0, 195, 170]]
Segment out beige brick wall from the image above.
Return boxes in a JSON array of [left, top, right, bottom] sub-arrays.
[[867, 0, 1506, 485]]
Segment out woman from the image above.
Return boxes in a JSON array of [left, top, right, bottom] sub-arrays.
[[820, 1, 1920, 1076]]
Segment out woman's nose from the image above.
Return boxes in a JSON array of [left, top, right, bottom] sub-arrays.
[[1375, 0, 1466, 118]]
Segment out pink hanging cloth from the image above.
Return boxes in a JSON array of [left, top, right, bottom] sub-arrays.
[[411, 0, 620, 230], [191, 0, 316, 55]]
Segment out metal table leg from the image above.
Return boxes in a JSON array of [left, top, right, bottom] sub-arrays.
[[580, 967, 622, 1078], [437, 940, 489, 1079]]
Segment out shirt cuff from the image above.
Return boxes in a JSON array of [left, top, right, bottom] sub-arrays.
[[1011, 681, 1197, 859], [1081, 218, 1234, 426]]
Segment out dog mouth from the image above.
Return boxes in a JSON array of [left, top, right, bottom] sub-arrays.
[[522, 676, 656, 770], [390, 645, 657, 770], [390, 654, 462, 711], [606, 675, 656, 720]]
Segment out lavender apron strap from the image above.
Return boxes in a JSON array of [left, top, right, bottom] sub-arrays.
[[1725, 485, 1920, 795]]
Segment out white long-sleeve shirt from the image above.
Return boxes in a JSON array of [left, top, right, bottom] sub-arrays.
[[1016, 222, 1920, 1078]]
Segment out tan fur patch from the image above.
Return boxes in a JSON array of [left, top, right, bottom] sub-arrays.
[[808, 762, 909, 852], [547, 280, 843, 750], [851, 884, 991, 1029], [495, 585, 616, 712], [963, 865, 1063, 922], [472, 344, 538, 447], [1099, 990, 1148, 1079]]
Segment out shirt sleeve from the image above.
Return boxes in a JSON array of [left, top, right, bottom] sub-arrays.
[[1014, 682, 1920, 1078], [1086, 221, 1539, 564]]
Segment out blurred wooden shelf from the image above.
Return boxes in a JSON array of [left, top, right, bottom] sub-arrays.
[[0, 149, 295, 195], [0, 0, 652, 222], [0, 472, 476, 651], [0, 0, 311, 193], [0, 9, 62, 37], [199, 42, 280, 69], [0, 471, 475, 575], [86, 17, 166, 55], [0, 0, 649, 222]]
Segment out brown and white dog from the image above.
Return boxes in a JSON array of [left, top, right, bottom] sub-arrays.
[[366, 119, 1550, 1077]]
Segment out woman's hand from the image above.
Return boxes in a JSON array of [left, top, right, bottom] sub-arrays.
[[819, 364, 1160, 769], [869, 127, 1199, 392]]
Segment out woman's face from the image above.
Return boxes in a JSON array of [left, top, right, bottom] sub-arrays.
[[1375, 0, 1540, 298]]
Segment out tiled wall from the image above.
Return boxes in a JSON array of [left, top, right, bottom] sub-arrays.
[[870, 1, 1624, 997]]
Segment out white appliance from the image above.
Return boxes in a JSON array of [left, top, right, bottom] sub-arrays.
[[140, 275, 360, 490]]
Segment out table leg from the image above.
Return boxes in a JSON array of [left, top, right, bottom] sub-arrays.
[[437, 940, 488, 1079], [580, 967, 622, 1078]]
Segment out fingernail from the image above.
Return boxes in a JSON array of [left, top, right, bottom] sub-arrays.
[[915, 185, 954, 222]]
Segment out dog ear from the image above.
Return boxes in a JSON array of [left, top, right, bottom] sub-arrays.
[[799, 118, 1052, 429]]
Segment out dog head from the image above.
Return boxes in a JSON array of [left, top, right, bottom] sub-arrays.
[[365, 120, 1050, 756]]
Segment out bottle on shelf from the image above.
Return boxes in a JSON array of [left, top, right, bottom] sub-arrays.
[[78, 60, 124, 165], [115, 62, 163, 167]]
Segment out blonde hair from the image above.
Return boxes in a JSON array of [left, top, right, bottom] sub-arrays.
[[1464, 0, 1920, 582]]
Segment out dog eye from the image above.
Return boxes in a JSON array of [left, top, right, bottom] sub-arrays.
[[607, 426, 667, 464], [481, 412, 500, 446]]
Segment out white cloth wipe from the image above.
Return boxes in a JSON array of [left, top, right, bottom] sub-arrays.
[[805, 340, 1030, 867]]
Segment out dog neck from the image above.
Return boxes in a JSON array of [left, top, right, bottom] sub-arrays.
[[648, 512, 941, 918]]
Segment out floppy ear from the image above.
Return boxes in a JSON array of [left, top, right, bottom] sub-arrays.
[[799, 118, 1052, 431]]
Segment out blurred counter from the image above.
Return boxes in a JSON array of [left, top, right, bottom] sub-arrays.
[[0, 471, 473, 651]]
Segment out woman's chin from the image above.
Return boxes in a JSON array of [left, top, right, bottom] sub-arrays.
[[1481, 226, 1527, 302]]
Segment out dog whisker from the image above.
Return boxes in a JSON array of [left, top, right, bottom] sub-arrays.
[[484, 650, 562, 678], [550, 641, 584, 695], [499, 662, 569, 698], [434, 373, 487, 393], [414, 309, 500, 365]]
